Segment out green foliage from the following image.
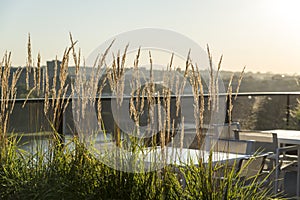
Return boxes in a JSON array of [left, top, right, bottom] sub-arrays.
[[292, 99, 300, 122], [0, 136, 279, 200]]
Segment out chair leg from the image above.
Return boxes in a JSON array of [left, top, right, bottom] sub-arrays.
[[275, 150, 281, 196]]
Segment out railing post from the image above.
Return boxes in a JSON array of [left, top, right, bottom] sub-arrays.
[[56, 99, 65, 144], [225, 94, 230, 124], [57, 111, 64, 143]]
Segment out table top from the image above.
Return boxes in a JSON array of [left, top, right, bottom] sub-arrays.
[[143, 147, 248, 166], [265, 129, 300, 145]]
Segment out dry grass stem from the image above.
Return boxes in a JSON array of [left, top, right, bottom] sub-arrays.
[[190, 63, 202, 148], [235, 66, 246, 100], [196, 64, 205, 147], [22, 86, 37, 108], [215, 55, 223, 111], [207, 45, 213, 111], [44, 64, 49, 115], [227, 73, 234, 123], [10, 68, 22, 113], [180, 116, 185, 152], [37, 53, 41, 96], [0, 52, 21, 140], [26, 34, 32, 90], [207, 45, 221, 112]]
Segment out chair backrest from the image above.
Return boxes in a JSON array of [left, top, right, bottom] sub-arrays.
[[213, 122, 241, 139], [238, 153, 268, 179], [234, 130, 278, 154], [209, 138, 255, 155]]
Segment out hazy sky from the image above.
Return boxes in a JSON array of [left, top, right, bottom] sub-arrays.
[[1, 0, 299, 74]]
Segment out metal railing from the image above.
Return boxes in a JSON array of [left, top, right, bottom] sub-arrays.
[[5, 92, 300, 137], [226, 92, 300, 127]]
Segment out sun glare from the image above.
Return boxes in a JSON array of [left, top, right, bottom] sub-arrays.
[[267, 0, 300, 23]]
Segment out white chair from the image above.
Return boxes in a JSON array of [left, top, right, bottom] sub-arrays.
[[212, 122, 241, 139], [233, 130, 277, 154], [201, 136, 272, 198], [209, 138, 254, 155], [275, 145, 299, 197]]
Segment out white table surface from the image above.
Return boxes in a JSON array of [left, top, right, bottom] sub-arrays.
[[266, 129, 300, 145], [143, 147, 248, 166]]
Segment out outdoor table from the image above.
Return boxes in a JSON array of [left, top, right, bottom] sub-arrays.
[[264, 129, 300, 197], [143, 147, 249, 166], [266, 129, 300, 145]]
